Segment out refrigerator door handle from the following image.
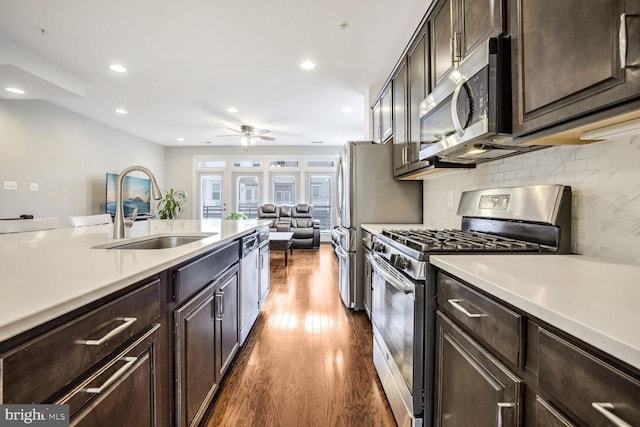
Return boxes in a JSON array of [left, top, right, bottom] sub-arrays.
[[336, 155, 343, 220], [335, 245, 349, 259]]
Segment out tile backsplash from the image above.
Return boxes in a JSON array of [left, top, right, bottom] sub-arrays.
[[422, 133, 640, 266]]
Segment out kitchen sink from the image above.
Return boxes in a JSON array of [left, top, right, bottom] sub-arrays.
[[93, 233, 217, 250]]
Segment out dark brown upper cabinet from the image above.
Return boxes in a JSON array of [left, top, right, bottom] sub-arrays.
[[393, 59, 410, 176], [372, 84, 393, 143], [512, 0, 640, 138], [430, 0, 504, 88]]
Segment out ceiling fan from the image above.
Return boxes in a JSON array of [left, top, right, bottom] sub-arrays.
[[216, 125, 276, 145]]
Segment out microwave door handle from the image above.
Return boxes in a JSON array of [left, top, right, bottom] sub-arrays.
[[451, 77, 467, 137]]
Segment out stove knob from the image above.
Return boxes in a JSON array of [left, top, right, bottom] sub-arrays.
[[373, 242, 385, 253], [390, 254, 408, 269]]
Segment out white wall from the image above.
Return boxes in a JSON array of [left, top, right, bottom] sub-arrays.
[[422, 133, 640, 266], [0, 100, 166, 225], [165, 145, 342, 219]]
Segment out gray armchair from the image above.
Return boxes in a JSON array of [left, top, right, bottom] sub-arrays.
[[291, 204, 320, 249], [257, 203, 320, 249]]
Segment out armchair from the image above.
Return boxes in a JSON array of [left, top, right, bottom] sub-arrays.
[[257, 203, 320, 249]]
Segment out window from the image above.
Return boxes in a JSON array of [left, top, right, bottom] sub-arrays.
[[200, 174, 223, 219], [272, 176, 296, 204], [309, 175, 333, 231], [270, 160, 299, 168], [233, 160, 262, 168], [236, 175, 260, 218], [196, 159, 226, 168], [306, 160, 335, 167]]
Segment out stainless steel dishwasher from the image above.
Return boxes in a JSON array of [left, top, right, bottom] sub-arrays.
[[239, 227, 269, 345]]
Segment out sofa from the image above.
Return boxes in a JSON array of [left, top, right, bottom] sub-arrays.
[[258, 203, 320, 249]]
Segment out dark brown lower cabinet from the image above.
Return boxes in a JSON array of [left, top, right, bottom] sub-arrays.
[[531, 396, 575, 427], [174, 264, 239, 427], [58, 324, 161, 427], [434, 311, 522, 427]]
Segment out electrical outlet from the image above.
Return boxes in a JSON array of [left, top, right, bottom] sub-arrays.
[[30, 182, 39, 191], [4, 180, 18, 191]]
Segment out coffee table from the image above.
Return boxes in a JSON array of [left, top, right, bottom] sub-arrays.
[[269, 232, 294, 266]]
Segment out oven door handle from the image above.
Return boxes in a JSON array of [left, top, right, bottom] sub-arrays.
[[371, 254, 415, 295]]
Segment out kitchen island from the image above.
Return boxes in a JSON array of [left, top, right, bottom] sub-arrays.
[[0, 219, 270, 427], [0, 219, 268, 342]]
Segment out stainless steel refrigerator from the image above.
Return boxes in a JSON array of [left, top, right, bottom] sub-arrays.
[[335, 141, 423, 310]]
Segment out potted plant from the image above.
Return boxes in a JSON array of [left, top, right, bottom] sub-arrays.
[[226, 212, 248, 220], [157, 188, 187, 219]]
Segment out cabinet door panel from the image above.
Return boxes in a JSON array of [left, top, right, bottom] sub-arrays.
[[217, 270, 239, 376], [434, 312, 522, 427], [393, 60, 409, 177], [431, 0, 454, 87], [522, 0, 623, 115], [461, 0, 503, 58], [514, 0, 640, 135], [175, 285, 217, 427]]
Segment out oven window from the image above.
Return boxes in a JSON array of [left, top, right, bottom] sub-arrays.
[[372, 269, 414, 390]]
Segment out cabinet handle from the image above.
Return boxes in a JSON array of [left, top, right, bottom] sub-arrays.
[[620, 14, 628, 68], [497, 402, 514, 427], [452, 32, 462, 63], [448, 299, 488, 318], [215, 291, 225, 320], [85, 356, 138, 394], [592, 402, 632, 427], [77, 317, 137, 346], [404, 146, 410, 165]]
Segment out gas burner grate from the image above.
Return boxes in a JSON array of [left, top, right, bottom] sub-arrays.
[[381, 228, 540, 252]]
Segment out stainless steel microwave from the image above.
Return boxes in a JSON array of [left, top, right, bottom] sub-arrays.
[[419, 38, 541, 164]]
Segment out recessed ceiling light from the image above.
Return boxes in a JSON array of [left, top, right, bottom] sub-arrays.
[[115, 108, 128, 115], [342, 106, 353, 113], [227, 107, 239, 113], [300, 60, 315, 70], [177, 137, 185, 142], [5, 87, 25, 94], [109, 64, 127, 73]]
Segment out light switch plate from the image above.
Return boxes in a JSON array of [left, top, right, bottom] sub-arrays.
[[30, 182, 39, 191]]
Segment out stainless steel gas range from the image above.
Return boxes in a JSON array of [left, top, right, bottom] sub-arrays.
[[370, 185, 572, 427]]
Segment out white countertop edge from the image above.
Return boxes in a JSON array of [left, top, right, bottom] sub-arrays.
[[430, 255, 640, 371], [0, 222, 266, 343]]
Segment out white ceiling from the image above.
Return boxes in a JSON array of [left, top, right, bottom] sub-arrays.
[[0, 0, 429, 146]]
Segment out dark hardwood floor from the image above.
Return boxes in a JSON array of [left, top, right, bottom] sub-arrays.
[[205, 244, 396, 427]]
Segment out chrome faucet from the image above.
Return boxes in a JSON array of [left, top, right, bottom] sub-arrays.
[[113, 166, 163, 239]]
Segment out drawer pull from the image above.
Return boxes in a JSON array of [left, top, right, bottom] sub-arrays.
[[592, 402, 632, 427], [77, 317, 137, 346], [497, 403, 514, 427], [85, 356, 138, 394], [448, 299, 488, 318]]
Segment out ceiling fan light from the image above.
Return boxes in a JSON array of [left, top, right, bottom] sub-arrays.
[[240, 136, 249, 146]]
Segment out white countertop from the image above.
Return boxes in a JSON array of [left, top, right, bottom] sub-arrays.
[[0, 219, 269, 342], [430, 254, 640, 371]]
